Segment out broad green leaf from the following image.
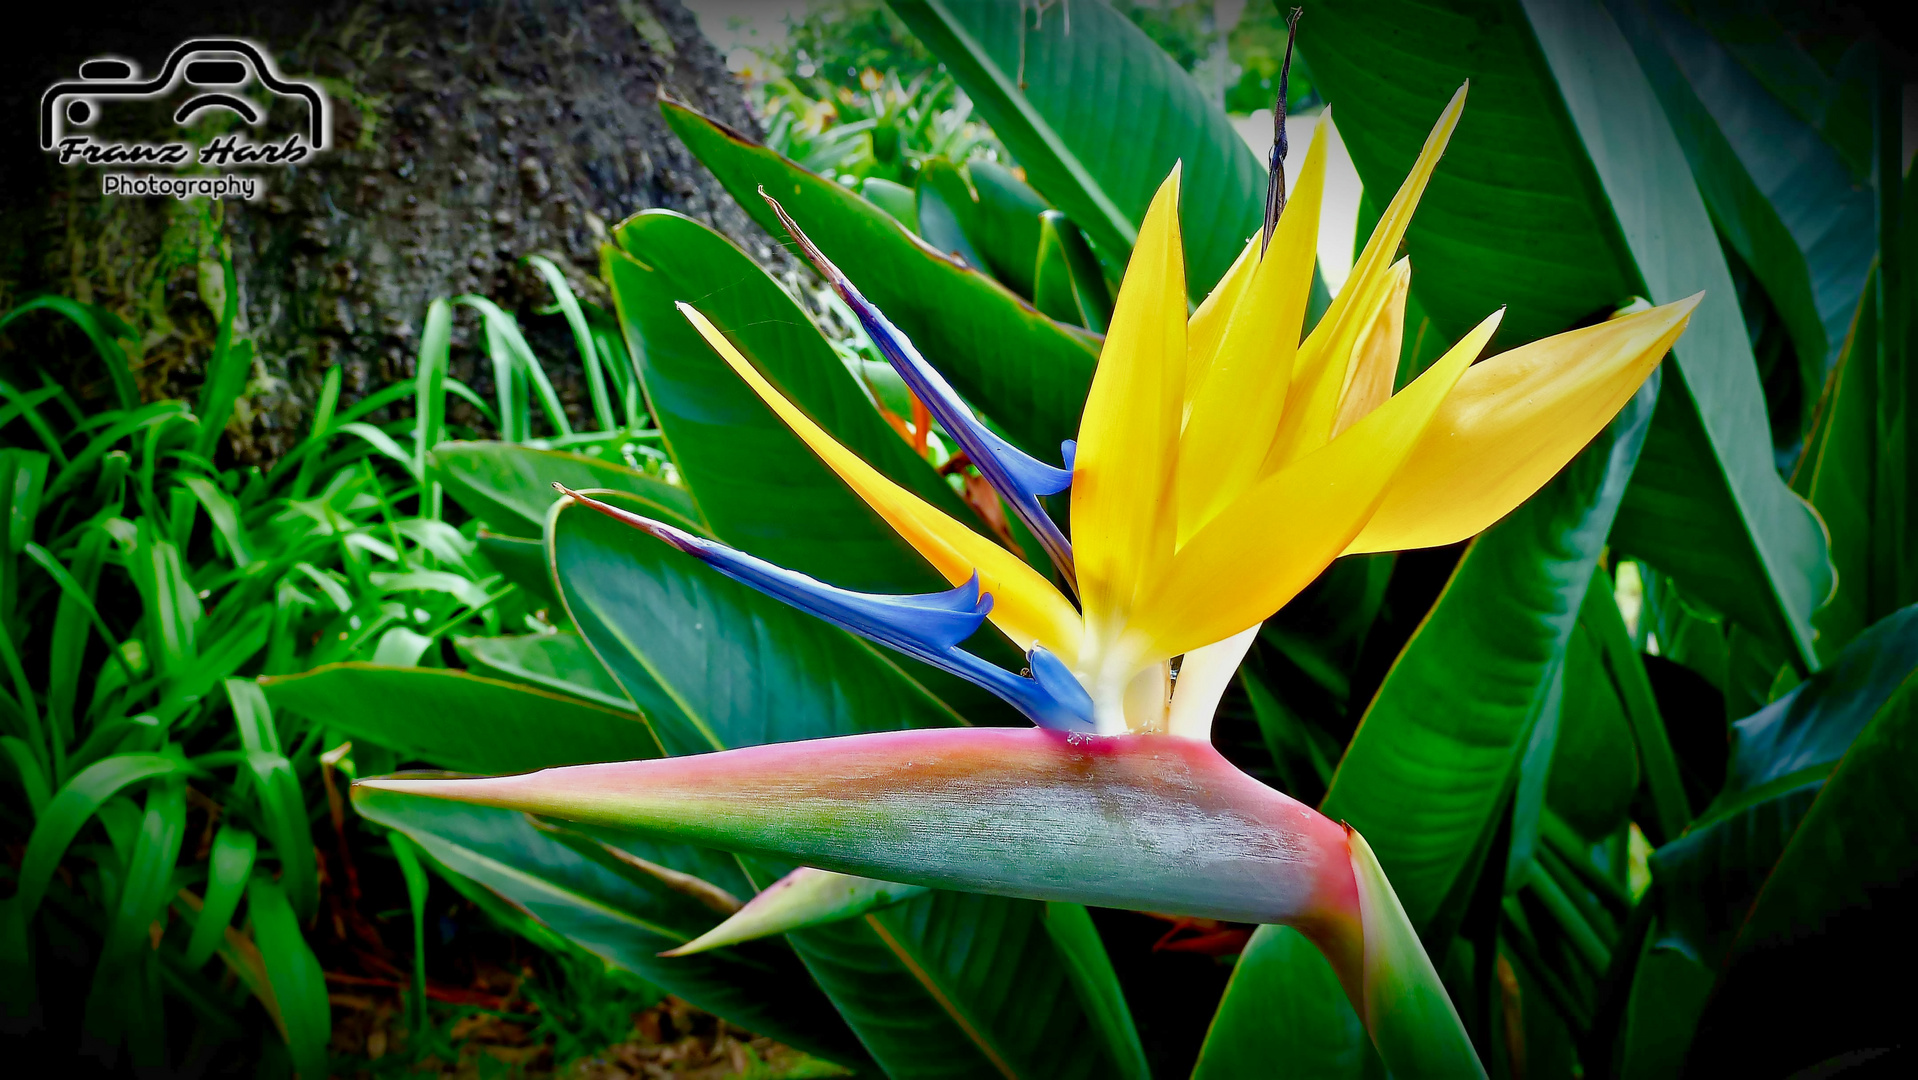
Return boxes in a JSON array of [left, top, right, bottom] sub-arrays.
[[968, 160, 1051, 298], [1547, 616, 1641, 840], [475, 532, 558, 606], [783, 887, 1112, 1080], [1612, 0, 1875, 400], [660, 99, 1099, 460], [1579, 565, 1691, 844], [1614, 933, 1714, 1080], [454, 632, 632, 711], [434, 440, 698, 539], [246, 878, 332, 1080], [1793, 267, 1884, 659], [1306, 0, 1832, 669], [1194, 924, 1385, 1079], [606, 209, 971, 593], [263, 664, 660, 773], [1322, 373, 1655, 944], [1041, 901, 1150, 1080], [550, 489, 967, 756], [1685, 685, 1918, 1072], [916, 157, 994, 281], [1033, 211, 1111, 333], [885, 0, 1264, 296], [1649, 603, 1918, 968], [353, 783, 874, 1072]]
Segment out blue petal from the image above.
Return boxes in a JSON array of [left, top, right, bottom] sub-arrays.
[[561, 486, 1094, 732], [760, 190, 1079, 590]]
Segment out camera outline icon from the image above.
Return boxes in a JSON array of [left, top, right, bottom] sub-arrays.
[[40, 37, 328, 151]]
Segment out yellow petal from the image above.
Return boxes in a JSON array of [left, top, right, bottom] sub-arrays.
[[1072, 166, 1187, 642], [677, 303, 1083, 662], [1330, 260, 1411, 440], [1184, 237, 1257, 408], [1137, 309, 1502, 659], [1175, 117, 1329, 543], [1346, 295, 1699, 554], [1265, 85, 1467, 472]]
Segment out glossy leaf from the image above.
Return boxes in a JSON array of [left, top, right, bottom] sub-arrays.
[[1041, 901, 1150, 1080], [606, 209, 970, 593], [434, 440, 698, 539], [1194, 926, 1384, 1079], [1793, 267, 1884, 659], [916, 157, 994, 280], [661, 99, 1099, 460], [1612, 0, 1874, 399], [1687, 685, 1918, 1073], [454, 632, 632, 712], [1033, 211, 1111, 333], [353, 782, 874, 1071], [885, 0, 1264, 296], [1649, 603, 1918, 968], [968, 160, 1052, 298], [1322, 373, 1655, 943], [1305, 0, 1831, 669], [262, 663, 660, 774]]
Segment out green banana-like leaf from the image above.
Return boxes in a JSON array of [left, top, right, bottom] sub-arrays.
[[1033, 211, 1112, 333], [916, 157, 994, 280], [262, 664, 661, 773], [884, 0, 1264, 296], [1546, 610, 1642, 841], [1611, 0, 1874, 403], [1194, 925, 1385, 1079], [354, 784, 874, 1073], [661, 98, 1099, 460], [1648, 603, 1918, 969], [1685, 671, 1918, 1072], [434, 441, 699, 539], [547, 491, 1128, 1073], [454, 632, 632, 712], [1322, 371, 1656, 944], [968, 160, 1051, 297], [1306, 0, 1831, 669], [1793, 267, 1887, 660]]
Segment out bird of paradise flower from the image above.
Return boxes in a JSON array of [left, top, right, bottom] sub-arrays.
[[357, 85, 1695, 1076]]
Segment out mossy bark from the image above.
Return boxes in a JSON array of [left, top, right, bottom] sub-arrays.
[[0, 0, 776, 463]]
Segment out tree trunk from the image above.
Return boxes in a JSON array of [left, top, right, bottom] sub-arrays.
[[0, 0, 769, 463]]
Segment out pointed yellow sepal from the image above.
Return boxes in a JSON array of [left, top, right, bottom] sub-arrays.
[[1346, 294, 1699, 554]]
